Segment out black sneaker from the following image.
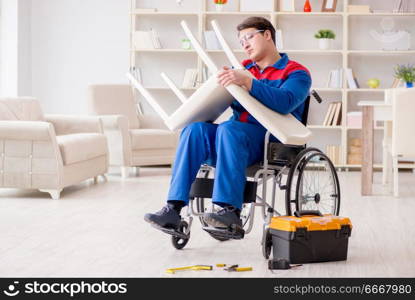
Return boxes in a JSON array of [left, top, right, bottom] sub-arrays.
[[203, 206, 242, 228], [144, 204, 181, 229]]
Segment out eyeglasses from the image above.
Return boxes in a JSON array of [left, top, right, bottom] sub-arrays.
[[239, 30, 265, 46]]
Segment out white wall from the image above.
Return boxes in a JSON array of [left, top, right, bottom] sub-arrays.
[[18, 0, 31, 96], [31, 0, 130, 114], [0, 0, 18, 96]]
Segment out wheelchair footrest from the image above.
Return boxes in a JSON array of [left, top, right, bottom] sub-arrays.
[[202, 224, 245, 240], [151, 224, 189, 240]]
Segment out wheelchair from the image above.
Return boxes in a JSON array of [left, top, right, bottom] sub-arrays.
[[163, 90, 341, 257]]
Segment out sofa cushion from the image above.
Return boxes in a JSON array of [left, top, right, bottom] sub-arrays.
[[0, 98, 45, 121], [56, 133, 107, 165], [130, 129, 176, 150]]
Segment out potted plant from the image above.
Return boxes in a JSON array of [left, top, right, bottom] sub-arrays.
[[214, 0, 227, 11], [394, 64, 415, 88], [314, 29, 336, 50]]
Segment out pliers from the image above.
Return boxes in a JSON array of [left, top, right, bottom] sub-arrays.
[[224, 264, 253, 272]]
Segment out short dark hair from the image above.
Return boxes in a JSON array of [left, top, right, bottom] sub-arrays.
[[237, 17, 276, 44]]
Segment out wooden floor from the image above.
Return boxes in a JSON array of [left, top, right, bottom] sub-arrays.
[[0, 167, 414, 278]]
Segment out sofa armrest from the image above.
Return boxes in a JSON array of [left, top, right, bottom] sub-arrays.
[[0, 121, 64, 187], [0, 121, 56, 141], [45, 114, 103, 136], [138, 114, 168, 130], [98, 115, 132, 166]]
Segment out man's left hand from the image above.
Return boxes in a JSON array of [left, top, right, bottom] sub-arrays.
[[217, 66, 253, 91]]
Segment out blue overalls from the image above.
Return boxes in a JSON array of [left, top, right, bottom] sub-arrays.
[[167, 53, 312, 210]]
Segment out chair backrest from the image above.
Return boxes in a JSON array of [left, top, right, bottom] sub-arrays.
[[87, 84, 140, 129], [0, 97, 45, 121], [392, 88, 415, 158]]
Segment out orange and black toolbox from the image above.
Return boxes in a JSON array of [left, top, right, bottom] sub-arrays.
[[269, 211, 352, 264]]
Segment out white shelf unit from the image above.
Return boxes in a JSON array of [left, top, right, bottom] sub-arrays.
[[130, 0, 415, 169]]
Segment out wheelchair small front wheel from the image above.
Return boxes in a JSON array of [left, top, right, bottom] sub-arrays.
[[171, 221, 190, 250]]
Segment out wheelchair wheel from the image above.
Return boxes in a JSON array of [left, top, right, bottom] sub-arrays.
[[171, 220, 190, 249], [285, 148, 340, 216], [261, 228, 273, 260]]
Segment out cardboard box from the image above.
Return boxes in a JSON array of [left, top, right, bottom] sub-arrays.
[[349, 145, 362, 155], [348, 153, 362, 165], [349, 138, 362, 147]]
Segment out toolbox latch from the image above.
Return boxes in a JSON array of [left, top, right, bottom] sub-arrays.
[[295, 227, 308, 240], [336, 225, 351, 238]]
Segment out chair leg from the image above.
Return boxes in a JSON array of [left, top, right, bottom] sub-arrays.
[[121, 166, 130, 178], [382, 144, 389, 185], [387, 153, 393, 194], [39, 189, 62, 200], [393, 156, 399, 197]]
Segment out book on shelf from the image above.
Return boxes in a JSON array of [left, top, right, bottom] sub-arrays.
[[130, 66, 142, 83], [204, 31, 222, 50], [327, 103, 336, 126], [323, 102, 342, 126], [275, 30, 284, 50], [323, 103, 334, 126], [326, 145, 341, 165], [133, 29, 162, 49], [393, 0, 415, 13], [202, 67, 212, 83], [332, 102, 342, 126], [150, 28, 162, 49], [355, 77, 360, 88], [326, 68, 343, 89], [182, 69, 198, 88], [345, 68, 358, 89], [391, 78, 405, 88]]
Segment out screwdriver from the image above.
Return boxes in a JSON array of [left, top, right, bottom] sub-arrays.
[[166, 265, 213, 274]]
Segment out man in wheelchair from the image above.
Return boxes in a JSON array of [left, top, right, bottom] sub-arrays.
[[144, 17, 312, 234]]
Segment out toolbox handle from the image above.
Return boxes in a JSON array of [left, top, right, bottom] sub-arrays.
[[294, 210, 323, 217]]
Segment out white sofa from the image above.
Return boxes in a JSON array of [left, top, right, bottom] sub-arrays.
[[0, 97, 109, 199], [87, 84, 178, 177]]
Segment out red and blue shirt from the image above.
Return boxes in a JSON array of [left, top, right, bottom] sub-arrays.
[[230, 52, 312, 126]]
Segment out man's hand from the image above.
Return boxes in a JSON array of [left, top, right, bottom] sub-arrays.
[[217, 66, 253, 91]]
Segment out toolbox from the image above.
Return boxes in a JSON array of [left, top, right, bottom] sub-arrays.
[[269, 211, 352, 264]]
